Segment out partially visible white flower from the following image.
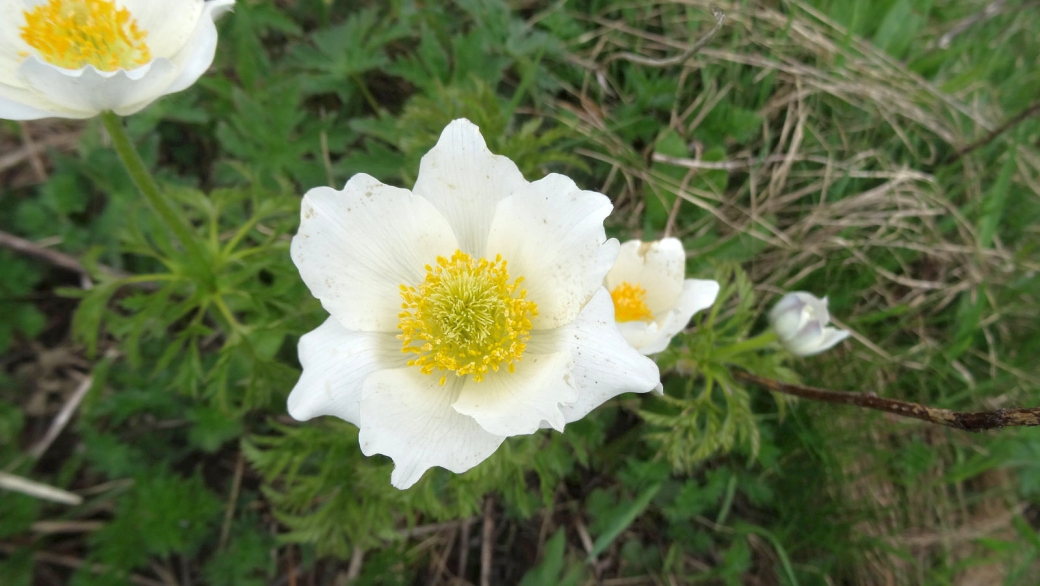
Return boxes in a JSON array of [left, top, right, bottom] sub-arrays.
[[288, 119, 660, 490], [0, 0, 234, 120], [604, 238, 720, 355], [768, 292, 850, 357]]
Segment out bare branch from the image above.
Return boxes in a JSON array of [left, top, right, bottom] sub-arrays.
[[735, 371, 1040, 432]]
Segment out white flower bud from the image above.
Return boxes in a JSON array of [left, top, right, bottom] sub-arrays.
[[768, 292, 850, 357]]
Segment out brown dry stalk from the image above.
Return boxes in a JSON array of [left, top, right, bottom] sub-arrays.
[[734, 371, 1040, 432]]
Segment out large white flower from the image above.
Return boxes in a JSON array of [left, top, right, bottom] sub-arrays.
[[604, 238, 719, 355], [288, 119, 661, 489], [0, 0, 233, 120]]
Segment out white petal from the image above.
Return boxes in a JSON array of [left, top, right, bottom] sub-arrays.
[[616, 320, 659, 352], [123, 0, 205, 59], [451, 351, 574, 436], [359, 370, 506, 489], [806, 327, 850, 356], [486, 175, 618, 329], [412, 119, 528, 257], [17, 58, 177, 117], [529, 288, 661, 423], [0, 83, 71, 120], [291, 174, 458, 332], [782, 320, 824, 356], [605, 238, 686, 314], [163, 0, 235, 94], [638, 279, 719, 355], [287, 317, 406, 425]]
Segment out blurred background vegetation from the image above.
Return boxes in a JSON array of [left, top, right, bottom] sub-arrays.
[[1, 0, 1039, 583]]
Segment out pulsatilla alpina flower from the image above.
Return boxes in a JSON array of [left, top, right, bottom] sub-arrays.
[[288, 119, 660, 489], [0, 0, 233, 120], [768, 292, 850, 357], [604, 238, 719, 355]]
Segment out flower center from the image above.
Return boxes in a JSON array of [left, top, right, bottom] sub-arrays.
[[610, 282, 654, 322], [20, 0, 151, 71], [398, 250, 538, 385]]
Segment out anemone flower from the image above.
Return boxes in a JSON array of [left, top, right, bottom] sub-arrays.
[[768, 292, 850, 357], [288, 119, 661, 489], [0, 0, 233, 120], [604, 238, 719, 355]]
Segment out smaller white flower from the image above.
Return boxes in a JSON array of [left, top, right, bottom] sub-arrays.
[[768, 292, 850, 357], [0, 0, 234, 120], [604, 238, 719, 355]]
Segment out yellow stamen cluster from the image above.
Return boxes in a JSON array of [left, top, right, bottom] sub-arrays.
[[398, 250, 538, 385], [610, 282, 654, 322], [20, 0, 151, 72]]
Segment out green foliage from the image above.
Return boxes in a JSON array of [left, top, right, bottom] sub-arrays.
[[641, 265, 796, 473], [87, 468, 222, 571], [202, 518, 276, 586]]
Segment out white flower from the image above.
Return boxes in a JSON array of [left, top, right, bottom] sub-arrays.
[[768, 292, 850, 357], [287, 119, 660, 489], [0, 0, 234, 120], [604, 238, 719, 355]]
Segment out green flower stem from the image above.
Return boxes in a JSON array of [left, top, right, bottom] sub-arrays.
[[715, 330, 778, 359], [101, 111, 204, 263]]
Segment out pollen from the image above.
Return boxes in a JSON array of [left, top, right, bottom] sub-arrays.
[[610, 281, 654, 322], [20, 0, 152, 72], [398, 250, 538, 385]]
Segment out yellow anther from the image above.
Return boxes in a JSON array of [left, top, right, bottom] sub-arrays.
[[21, 0, 151, 71], [610, 282, 654, 322], [398, 250, 537, 385]]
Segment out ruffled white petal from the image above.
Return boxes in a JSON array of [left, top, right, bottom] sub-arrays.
[[163, 0, 235, 94], [637, 278, 720, 355], [451, 350, 574, 436], [359, 370, 506, 489], [287, 317, 406, 425], [291, 174, 459, 332], [18, 58, 178, 117], [412, 119, 528, 257], [122, 0, 205, 59], [528, 288, 661, 422], [0, 84, 66, 119], [486, 174, 618, 329], [605, 238, 686, 314]]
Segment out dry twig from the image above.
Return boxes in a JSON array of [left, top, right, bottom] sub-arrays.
[[480, 497, 494, 586], [28, 375, 94, 460], [0, 470, 83, 505], [0, 544, 164, 586], [736, 371, 1040, 432]]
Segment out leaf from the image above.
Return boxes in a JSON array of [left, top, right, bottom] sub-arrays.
[[979, 147, 1016, 249], [68, 279, 124, 357], [587, 483, 661, 561]]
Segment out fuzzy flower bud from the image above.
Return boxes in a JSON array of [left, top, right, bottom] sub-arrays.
[[768, 292, 850, 357]]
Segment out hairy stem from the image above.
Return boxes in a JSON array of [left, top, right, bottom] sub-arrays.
[[100, 111, 204, 263]]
